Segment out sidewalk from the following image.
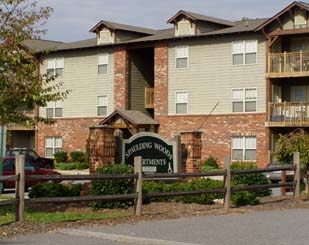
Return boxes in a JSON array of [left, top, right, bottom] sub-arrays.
[[56, 169, 90, 175]]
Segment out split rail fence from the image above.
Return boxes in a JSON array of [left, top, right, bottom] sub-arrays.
[[0, 153, 302, 222]]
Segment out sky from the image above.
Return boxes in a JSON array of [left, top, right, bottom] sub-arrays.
[[38, 0, 296, 43]]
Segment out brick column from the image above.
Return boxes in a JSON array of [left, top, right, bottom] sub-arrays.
[[154, 41, 168, 117], [114, 46, 129, 109], [89, 125, 115, 174], [180, 131, 202, 173]]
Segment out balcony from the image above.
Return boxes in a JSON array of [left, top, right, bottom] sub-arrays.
[[145, 87, 154, 109], [267, 102, 309, 127], [268, 51, 309, 78], [6, 108, 36, 131]]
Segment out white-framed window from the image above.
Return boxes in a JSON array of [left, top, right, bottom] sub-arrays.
[[98, 54, 108, 74], [176, 91, 188, 114], [232, 40, 257, 65], [232, 136, 256, 161], [45, 137, 63, 158], [47, 58, 64, 78], [46, 100, 63, 118], [232, 88, 257, 113], [295, 9, 307, 28], [98, 96, 108, 116], [176, 46, 188, 69]]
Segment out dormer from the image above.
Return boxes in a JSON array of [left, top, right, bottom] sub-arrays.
[[168, 10, 235, 37], [90, 20, 156, 45]]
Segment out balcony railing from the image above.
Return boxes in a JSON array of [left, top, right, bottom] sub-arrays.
[[145, 87, 154, 109], [267, 102, 309, 127], [268, 51, 309, 78]]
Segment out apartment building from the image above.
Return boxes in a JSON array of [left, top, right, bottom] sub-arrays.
[[8, 1, 309, 168]]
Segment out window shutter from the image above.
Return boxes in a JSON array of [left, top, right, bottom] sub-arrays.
[[47, 59, 55, 69], [245, 40, 257, 53], [245, 137, 256, 149], [98, 54, 108, 65], [56, 58, 64, 68], [233, 41, 245, 54], [233, 89, 244, 100], [176, 46, 188, 58], [232, 137, 243, 149], [176, 92, 188, 103]]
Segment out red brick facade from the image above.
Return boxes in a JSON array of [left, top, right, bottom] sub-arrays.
[[114, 46, 129, 109], [154, 42, 168, 116], [36, 118, 102, 157], [156, 113, 268, 168]]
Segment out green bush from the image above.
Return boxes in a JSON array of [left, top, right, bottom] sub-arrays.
[[29, 183, 82, 198], [143, 178, 224, 205], [54, 151, 67, 163], [91, 164, 134, 209], [229, 162, 271, 206], [55, 162, 89, 170], [70, 151, 85, 162], [202, 156, 219, 169]]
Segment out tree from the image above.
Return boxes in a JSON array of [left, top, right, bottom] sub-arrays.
[[0, 0, 68, 128], [275, 129, 309, 192]]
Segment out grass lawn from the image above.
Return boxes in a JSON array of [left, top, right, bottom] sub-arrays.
[[0, 206, 130, 225]]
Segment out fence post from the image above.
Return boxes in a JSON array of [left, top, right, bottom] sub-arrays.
[[293, 152, 301, 198], [281, 170, 286, 196], [15, 155, 25, 222], [224, 156, 231, 209], [134, 156, 142, 216]]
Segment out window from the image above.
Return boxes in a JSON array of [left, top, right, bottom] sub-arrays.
[[98, 96, 108, 116], [45, 137, 62, 158], [232, 88, 257, 113], [47, 58, 64, 78], [232, 136, 256, 161], [46, 100, 63, 118], [176, 91, 188, 114], [232, 40, 257, 65], [176, 46, 188, 68], [98, 54, 108, 74], [295, 9, 307, 28]]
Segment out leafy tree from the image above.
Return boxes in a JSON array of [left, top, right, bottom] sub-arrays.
[[0, 0, 68, 128], [275, 129, 309, 192]]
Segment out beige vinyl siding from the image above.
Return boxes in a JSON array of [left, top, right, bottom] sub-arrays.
[[40, 48, 114, 118], [116, 30, 145, 43], [168, 33, 266, 115], [196, 21, 225, 34]]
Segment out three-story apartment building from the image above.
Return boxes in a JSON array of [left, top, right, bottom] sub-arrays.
[[9, 1, 309, 168]]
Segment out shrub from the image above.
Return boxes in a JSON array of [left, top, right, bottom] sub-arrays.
[[231, 190, 260, 206], [91, 164, 134, 209], [231, 162, 271, 198], [143, 178, 224, 205], [29, 183, 82, 198], [202, 156, 219, 169], [70, 151, 85, 162], [54, 151, 67, 163], [76, 162, 89, 170], [55, 162, 89, 170]]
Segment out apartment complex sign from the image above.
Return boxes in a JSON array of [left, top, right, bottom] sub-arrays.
[[123, 132, 178, 173]]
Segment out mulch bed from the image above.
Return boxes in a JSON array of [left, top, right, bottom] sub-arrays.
[[1, 195, 309, 239]]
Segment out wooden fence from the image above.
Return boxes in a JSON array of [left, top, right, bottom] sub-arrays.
[[0, 154, 302, 222]]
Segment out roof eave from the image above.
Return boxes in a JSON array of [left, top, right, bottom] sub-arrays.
[[167, 10, 196, 24], [254, 1, 308, 31]]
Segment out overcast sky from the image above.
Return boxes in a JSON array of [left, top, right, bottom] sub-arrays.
[[38, 0, 295, 42]]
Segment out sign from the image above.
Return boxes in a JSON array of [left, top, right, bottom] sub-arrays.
[[123, 132, 178, 173]]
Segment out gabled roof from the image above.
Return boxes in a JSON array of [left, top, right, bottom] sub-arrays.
[[100, 109, 159, 126], [167, 10, 235, 27], [90, 20, 157, 35], [255, 1, 309, 31], [23, 39, 63, 52]]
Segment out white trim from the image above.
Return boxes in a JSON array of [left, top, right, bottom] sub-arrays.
[[232, 40, 257, 65], [175, 46, 189, 69], [231, 136, 256, 162], [97, 95, 108, 116], [46, 57, 64, 77], [232, 87, 257, 113], [175, 90, 189, 115], [46, 100, 63, 118]]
